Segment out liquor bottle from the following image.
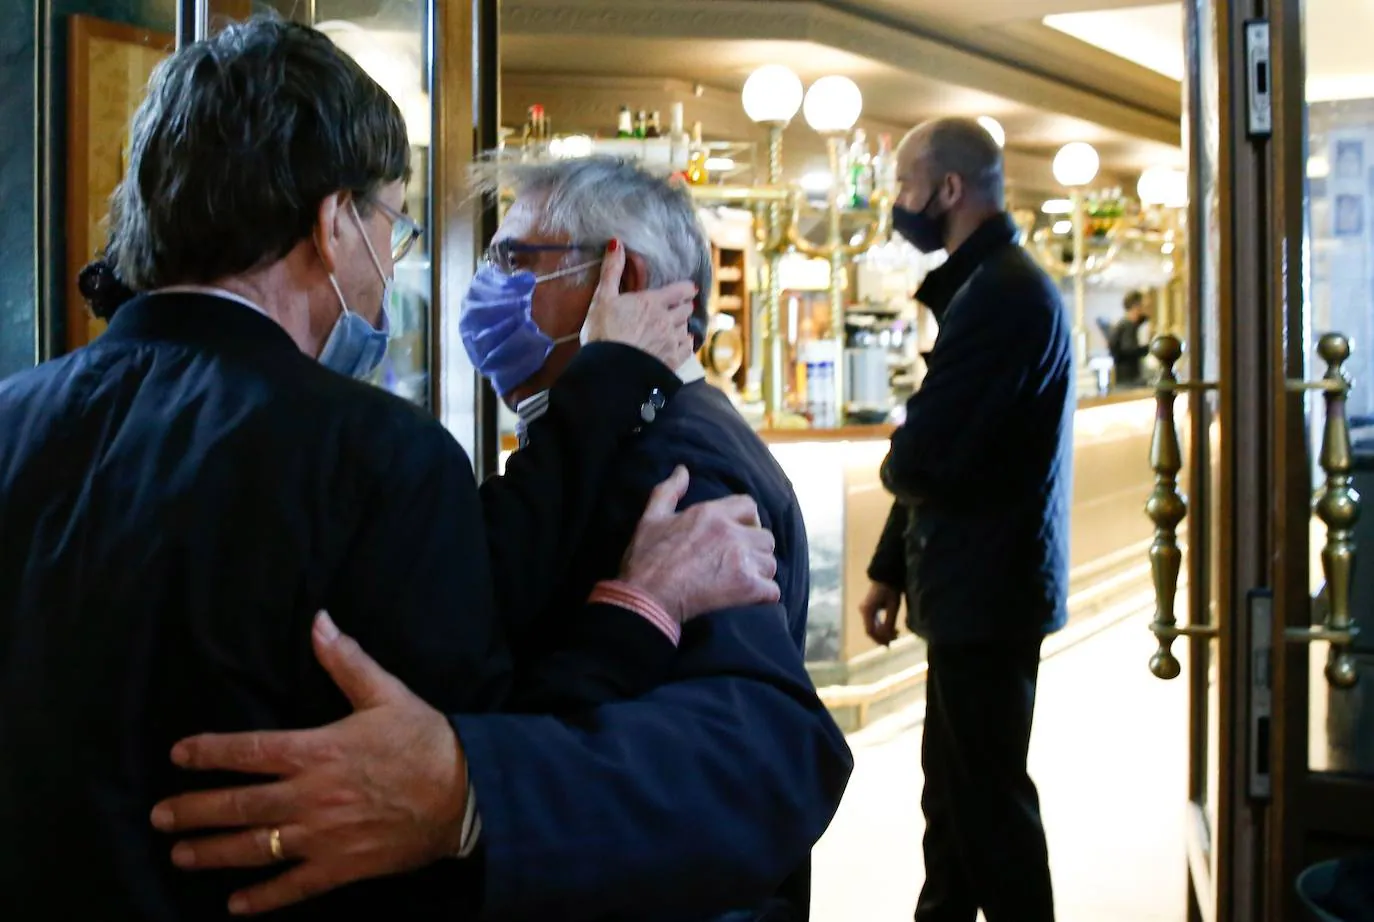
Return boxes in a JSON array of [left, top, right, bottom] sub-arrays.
[[616, 105, 634, 139], [668, 102, 689, 169], [634, 109, 648, 139], [848, 128, 872, 208], [875, 133, 897, 198], [646, 110, 662, 139], [686, 121, 708, 185]]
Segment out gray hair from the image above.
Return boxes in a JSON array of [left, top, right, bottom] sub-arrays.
[[107, 16, 410, 290], [470, 156, 712, 329], [909, 117, 1005, 206]]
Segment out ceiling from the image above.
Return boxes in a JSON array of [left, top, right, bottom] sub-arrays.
[[1041, 0, 1374, 100], [833, 0, 1169, 25], [501, 0, 1186, 183]]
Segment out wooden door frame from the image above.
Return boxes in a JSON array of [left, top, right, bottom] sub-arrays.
[[431, 0, 501, 469], [1182, 0, 1275, 918]]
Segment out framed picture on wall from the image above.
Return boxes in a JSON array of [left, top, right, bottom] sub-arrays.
[[65, 14, 173, 352]]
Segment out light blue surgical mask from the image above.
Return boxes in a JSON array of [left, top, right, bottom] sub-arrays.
[[319, 202, 394, 379], [459, 257, 601, 397]]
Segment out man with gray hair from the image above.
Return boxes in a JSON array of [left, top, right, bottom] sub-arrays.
[[164, 155, 850, 920], [0, 17, 840, 922], [859, 117, 1072, 921], [139, 137, 849, 920]]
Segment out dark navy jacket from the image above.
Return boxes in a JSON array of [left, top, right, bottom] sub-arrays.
[[476, 378, 853, 921], [0, 294, 847, 920], [868, 214, 1075, 643]]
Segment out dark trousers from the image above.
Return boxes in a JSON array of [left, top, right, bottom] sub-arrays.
[[915, 639, 1054, 922]]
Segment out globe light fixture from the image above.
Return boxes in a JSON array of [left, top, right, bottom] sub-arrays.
[[977, 116, 1006, 148], [741, 64, 804, 125], [1137, 166, 1188, 208], [1053, 141, 1100, 187], [803, 75, 864, 134]]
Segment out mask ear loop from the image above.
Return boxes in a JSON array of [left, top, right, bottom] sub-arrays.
[[533, 257, 604, 347], [532, 257, 603, 285]]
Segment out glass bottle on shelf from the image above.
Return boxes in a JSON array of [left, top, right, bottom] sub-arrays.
[[646, 111, 662, 139], [634, 109, 649, 139], [848, 129, 873, 209], [668, 102, 689, 170], [616, 105, 634, 138], [875, 133, 896, 198]]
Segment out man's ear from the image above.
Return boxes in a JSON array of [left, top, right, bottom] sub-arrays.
[[312, 192, 348, 275], [620, 250, 650, 294], [944, 172, 964, 209]]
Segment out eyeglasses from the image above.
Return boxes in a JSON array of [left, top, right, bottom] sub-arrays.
[[370, 199, 425, 262], [485, 239, 606, 276]]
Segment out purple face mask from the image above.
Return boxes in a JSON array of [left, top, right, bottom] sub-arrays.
[[458, 259, 599, 397]]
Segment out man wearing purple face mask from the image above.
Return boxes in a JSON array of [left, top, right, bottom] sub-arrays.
[[153, 151, 851, 922]]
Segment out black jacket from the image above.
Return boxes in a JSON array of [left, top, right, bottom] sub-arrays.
[[495, 380, 852, 921], [1107, 315, 1150, 386], [868, 214, 1075, 643], [0, 293, 687, 921]]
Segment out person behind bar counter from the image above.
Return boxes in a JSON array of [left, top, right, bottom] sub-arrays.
[[1107, 289, 1152, 388], [0, 17, 850, 922], [858, 117, 1073, 922]]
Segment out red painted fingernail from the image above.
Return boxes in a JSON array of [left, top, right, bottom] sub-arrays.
[[607, 238, 619, 252]]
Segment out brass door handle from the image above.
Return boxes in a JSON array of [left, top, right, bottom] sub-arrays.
[[1146, 335, 1220, 679], [1284, 333, 1361, 689]]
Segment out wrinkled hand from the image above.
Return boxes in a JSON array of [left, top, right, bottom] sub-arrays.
[[620, 466, 782, 623], [582, 239, 697, 371], [151, 613, 467, 916], [860, 581, 902, 646]]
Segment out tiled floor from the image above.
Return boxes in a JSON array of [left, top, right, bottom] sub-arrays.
[[811, 611, 1190, 922]]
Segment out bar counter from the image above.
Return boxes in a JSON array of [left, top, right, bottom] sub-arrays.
[[499, 389, 1161, 729]]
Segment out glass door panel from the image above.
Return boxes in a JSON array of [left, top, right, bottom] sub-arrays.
[[311, 0, 434, 410], [1301, 1, 1374, 779]]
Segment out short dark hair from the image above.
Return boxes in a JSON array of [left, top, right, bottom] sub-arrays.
[[915, 117, 1005, 206], [1124, 290, 1145, 311], [107, 16, 410, 291]]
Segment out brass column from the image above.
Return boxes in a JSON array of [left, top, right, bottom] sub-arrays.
[[761, 122, 787, 425]]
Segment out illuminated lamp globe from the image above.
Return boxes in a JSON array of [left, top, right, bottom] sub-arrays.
[[976, 116, 1006, 148], [741, 65, 804, 125], [803, 75, 863, 134], [1053, 141, 1100, 188], [1137, 166, 1188, 208]]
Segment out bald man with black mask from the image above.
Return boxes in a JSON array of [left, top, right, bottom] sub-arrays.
[[859, 117, 1071, 922]]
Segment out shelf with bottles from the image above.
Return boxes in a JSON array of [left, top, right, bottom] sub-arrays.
[[798, 128, 898, 212], [1083, 188, 1138, 239], [496, 100, 763, 189]]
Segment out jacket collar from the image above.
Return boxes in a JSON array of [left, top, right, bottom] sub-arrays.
[[915, 212, 1019, 320], [101, 292, 303, 361]]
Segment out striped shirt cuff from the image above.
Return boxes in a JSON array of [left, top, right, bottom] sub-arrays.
[[455, 773, 481, 858], [588, 580, 681, 646]]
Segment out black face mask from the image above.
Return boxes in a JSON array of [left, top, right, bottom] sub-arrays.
[[892, 187, 948, 254]]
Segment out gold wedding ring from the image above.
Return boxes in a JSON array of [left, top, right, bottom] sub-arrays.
[[267, 827, 284, 862]]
